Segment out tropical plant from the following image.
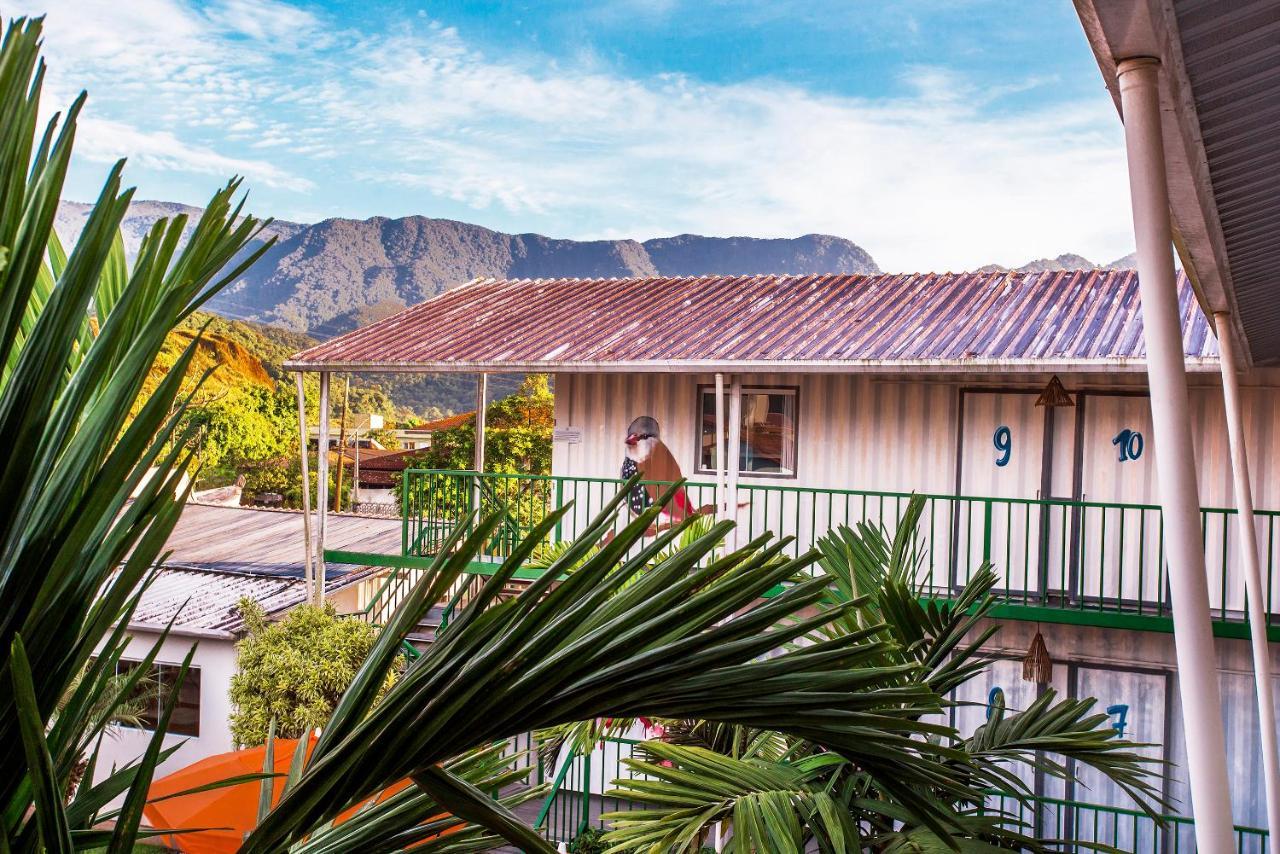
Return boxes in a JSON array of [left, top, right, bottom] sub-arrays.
[[597, 498, 1166, 852], [229, 600, 396, 746], [0, 14, 277, 850]]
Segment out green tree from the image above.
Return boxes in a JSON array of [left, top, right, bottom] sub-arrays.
[[229, 601, 394, 746], [0, 14, 275, 850], [418, 374, 553, 474]]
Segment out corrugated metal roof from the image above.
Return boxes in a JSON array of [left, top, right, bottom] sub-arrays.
[[285, 270, 1217, 373], [121, 566, 372, 638], [1172, 0, 1280, 364]]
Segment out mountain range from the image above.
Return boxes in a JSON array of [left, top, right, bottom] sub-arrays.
[[55, 201, 1135, 340]]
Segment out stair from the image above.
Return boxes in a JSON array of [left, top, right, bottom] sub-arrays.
[[405, 604, 445, 649]]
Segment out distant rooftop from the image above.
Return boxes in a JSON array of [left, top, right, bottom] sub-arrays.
[[125, 565, 374, 639], [285, 270, 1217, 375], [160, 504, 400, 576]]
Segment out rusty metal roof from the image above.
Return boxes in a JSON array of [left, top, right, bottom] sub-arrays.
[[285, 270, 1217, 374], [121, 566, 372, 638]]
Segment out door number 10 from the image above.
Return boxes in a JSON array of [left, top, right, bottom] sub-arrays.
[[1112, 428, 1145, 462]]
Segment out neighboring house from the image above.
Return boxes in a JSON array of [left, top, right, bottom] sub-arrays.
[[95, 504, 400, 783], [395, 411, 474, 451], [285, 268, 1280, 845], [352, 448, 428, 506]]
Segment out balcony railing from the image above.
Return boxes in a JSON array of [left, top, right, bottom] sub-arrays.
[[396, 469, 1280, 638], [533, 736, 1269, 851]]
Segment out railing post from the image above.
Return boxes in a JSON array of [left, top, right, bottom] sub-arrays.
[[982, 499, 993, 563]]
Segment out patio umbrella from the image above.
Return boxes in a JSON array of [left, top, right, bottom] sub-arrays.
[[143, 737, 414, 854]]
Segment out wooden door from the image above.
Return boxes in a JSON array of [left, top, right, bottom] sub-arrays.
[[1076, 393, 1164, 607], [956, 392, 1047, 598]]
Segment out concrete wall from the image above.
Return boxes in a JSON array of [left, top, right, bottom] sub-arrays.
[[91, 629, 239, 787]]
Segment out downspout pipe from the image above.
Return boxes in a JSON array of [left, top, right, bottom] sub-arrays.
[[1118, 55, 1234, 851], [1215, 310, 1280, 854]]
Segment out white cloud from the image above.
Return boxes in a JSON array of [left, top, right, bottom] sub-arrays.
[[13, 0, 1133, 269], [345, 24, 1133, 269], [77, 118, 315, 192]]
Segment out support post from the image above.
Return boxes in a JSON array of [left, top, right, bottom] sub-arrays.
[[315, 371, 331, 603], [474, 373, 488, 473], [353, 422, 361, 512], [715, 372, 726, 519], [333, 376, 349, 512], [1118, 56, 1233, 851], [1216, 311, 1280, 854], [727, 376, 742, 550], [294, 372, 314, 594], [473, 373, 487, 511]]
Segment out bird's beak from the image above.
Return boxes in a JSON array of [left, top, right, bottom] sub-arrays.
[[625, 433, 638, 446]]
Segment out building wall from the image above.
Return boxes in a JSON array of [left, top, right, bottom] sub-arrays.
[[552, 368, 1280, 829], [971, 619, 1280, 833], [91, 630, 240, 788], [552, 370, 1280, 606]]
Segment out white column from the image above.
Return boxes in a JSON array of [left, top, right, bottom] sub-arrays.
[[474, 373, 488, 473], [315, 371, 331, 603], [294, 372, 315, 593], [715, 372, 726, 519], [1216, 311, 1280, 854], [727, 377, 742, 550], [1118, 56, 1233, 850]]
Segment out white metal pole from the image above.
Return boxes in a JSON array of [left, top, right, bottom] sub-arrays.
[[715, 372, 726, 518], [316, 371, 331, 604], [474, 373, 488, 473], [353, 423, 361, 511], [1215, 311, 1280, 854], [727, 376, 742, 550], [294, 372, 314, 593], [1118, 56, 1233, 851]]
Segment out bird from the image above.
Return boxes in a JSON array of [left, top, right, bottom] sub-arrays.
[[620, 415, 711, 523]]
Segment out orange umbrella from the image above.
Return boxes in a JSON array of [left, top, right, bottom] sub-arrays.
[[144, 737, 419, 854]]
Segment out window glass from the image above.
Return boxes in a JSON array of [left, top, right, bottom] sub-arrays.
[[112, 658, 200, 737], [698, 387, 797, 476]]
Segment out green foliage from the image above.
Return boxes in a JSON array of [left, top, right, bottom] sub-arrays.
[[568, 826, 610, 853], [229, 601, 393, 746], [416, 374, 554, 474], [0, 15, 275, 850], [599, 496, 1166, 853]]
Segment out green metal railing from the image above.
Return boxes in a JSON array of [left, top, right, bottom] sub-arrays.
[[533, 737, 645, 844], [400, 469, 1280, 637], [532, 738, 1269, 851], [978, 789, 1269, 852]]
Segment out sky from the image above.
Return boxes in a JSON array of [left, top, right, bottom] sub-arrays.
[[19, 0, 1134, 271]]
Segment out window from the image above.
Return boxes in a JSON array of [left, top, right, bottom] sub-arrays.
[[698, 386, 798, 477], [113, 658, 201, 737]]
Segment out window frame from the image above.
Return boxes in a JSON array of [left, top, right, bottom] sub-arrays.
[[694, 384, 800, 480], [113, 658, 201, 738]]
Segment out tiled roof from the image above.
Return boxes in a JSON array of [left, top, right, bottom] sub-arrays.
[[285, 270, 1217, 373]]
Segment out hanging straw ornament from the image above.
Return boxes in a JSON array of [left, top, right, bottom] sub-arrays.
[[1022, 631, 1053, 684]]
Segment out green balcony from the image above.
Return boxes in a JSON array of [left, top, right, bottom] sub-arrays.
[[351, 469, 1280, 642]]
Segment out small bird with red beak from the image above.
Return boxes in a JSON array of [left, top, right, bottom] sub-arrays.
[[621, 415, 707, 521]]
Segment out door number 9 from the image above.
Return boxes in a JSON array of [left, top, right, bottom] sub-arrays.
[[1112, 429, 1144, 462], [993, 426, 1011, 467]]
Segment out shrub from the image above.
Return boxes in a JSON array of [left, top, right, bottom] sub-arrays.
[[229, 601, 395, 746]]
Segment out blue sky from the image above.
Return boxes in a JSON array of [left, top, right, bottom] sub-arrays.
[[22, 0, 1133, 270]]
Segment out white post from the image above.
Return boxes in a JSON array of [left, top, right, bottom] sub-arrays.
[[353, 423, 361, 511], [715, 372, 726, 518], [727, 376, 742, 550], [1118, 56, 1234, 850], [1216, 311, 1280, 854], [474, 373, 488, 473], [294, 372, 314, 593], [315, 371, 331, 603]]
